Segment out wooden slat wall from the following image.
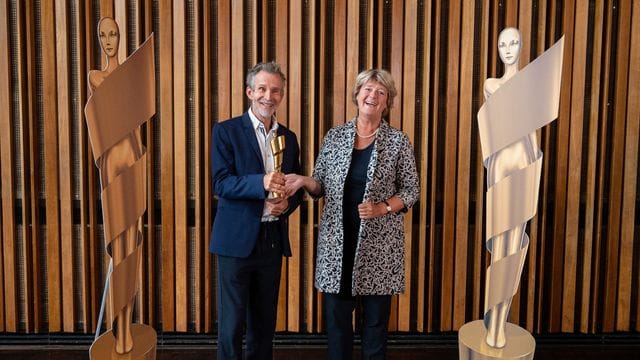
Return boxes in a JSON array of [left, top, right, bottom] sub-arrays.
[[0, 0, 639, 336]]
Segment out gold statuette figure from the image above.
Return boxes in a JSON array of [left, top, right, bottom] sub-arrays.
[[458, 28, 564, 360], [85, 17, 156, 360], [269, 135, 286, 198]]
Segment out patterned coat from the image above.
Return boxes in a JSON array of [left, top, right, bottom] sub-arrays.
[[312, 118, 419, 295]]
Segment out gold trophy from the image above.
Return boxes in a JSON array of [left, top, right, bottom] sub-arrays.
[[269, 135, 286, 198]]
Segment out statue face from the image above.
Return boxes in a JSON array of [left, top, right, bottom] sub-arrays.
[[98, 18, 119, 58], [498, 28, 521, 66]]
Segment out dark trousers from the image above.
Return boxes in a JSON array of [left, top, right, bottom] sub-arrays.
[[324, 293, 392, 360], [216, 222, 283, 360]]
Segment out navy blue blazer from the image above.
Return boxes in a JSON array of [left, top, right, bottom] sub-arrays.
[[209, 112, 303, 257]]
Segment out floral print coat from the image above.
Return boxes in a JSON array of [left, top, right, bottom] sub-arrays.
[[312, 118, 419, 295]]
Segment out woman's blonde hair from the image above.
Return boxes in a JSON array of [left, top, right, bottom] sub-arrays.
[[351, 69, 397, 117]]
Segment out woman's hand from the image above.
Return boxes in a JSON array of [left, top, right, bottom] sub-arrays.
[[285, 174, 322, 197], [284, 174, 305, 197], [358, 201, 387, 219]]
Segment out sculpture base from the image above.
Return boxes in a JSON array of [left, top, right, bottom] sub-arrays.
[[90, 324, 156, 360], [458, 320, 535, 360]]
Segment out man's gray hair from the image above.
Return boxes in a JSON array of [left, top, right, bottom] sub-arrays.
[[246, 61, 287, 90]]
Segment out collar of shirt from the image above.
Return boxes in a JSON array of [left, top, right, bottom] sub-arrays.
[[248, 107, 279, 135]]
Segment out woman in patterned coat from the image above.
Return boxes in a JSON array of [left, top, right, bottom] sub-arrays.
[[285, 69, 419, 359]]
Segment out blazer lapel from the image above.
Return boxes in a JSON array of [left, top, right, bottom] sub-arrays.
[[241, 113, 265, 172]]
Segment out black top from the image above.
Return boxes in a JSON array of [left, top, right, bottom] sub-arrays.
[[340, 142, 374, 297]]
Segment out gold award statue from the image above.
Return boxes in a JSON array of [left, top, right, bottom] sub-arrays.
[[458, 29, 564, 360], [84, 17, 156, 359], [269, 135, 286, 198]]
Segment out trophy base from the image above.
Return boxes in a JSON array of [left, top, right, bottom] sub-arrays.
[[458, 320, 535, 360], [90, 324, 157, 360]]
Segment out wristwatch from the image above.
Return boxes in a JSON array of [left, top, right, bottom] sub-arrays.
[[383, 200, 392, 214]]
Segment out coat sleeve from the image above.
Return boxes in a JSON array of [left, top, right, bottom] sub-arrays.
[[211, 123, 266, 200], [310, 129, 334, 199], [394, 133, 420, 208]]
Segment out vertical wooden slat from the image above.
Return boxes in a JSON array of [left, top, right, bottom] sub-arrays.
[[83, 0, 99, 332], [192, 0, 203, 333], [304, 0, 318, 334], [533, 0, 551, 334], [388, 0, 403, 130], [366, 0, 374, 69], [453, 0, 475, 330], [416, 0, 432, 333], [548, 0, 573, 332], [114, 0, 127, 62], [286, 0, 303, 332], [562, 0, 589, 333], [139, 0, 153, 327], [15, 0, 35, 332], [213, 0, 230, 333], [600, 0, 631, 332], [313, 0, 328, 333], [344, 0, 359, 121], [203, 0, 213, 333], [100, 0, 113, 20], [473, 0, 490, 323], [134, 0, 149, 318], [173, 1, 187, 332], [71, 0, 91, 333], [41, 0, 63, 332], [617, 0, 640, 332], [230, 0, 244, 117], [581, 0, 605, 333], [274, 0, 289, 331], [217, 1, 231, 121], [387, 0, 404, 332], [398, 0, 417, 332], [504, 0, 518, 26], [54, 0, 75, 332], [604, 0, 632, 332], [441, 0, 461, 331], [427, 0, 442, 332], [332, 0, 346, 127], [159, 0, 175, 332], [590, 0, 614, 333], [0, 0, 17, 333]]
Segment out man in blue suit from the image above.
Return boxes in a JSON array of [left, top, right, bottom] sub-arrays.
[[210, 62, 303, 360]]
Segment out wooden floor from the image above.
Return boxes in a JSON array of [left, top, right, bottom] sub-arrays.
[[1, 344, 639, 360]]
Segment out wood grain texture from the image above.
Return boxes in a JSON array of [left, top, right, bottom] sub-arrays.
[[0, 0, 16, 333], [562, 0, 588, 332], [159, 0, 175, 332], [173, 0, 188, 332], [0, 0, 638, 336]]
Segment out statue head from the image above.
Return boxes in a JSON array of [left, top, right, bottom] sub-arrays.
[[498, 27, 522, 66], [98, 17, 120, 59]]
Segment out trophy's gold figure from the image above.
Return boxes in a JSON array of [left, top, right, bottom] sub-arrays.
[[269, 135, 286, 198], [85, 17, 152, 355]]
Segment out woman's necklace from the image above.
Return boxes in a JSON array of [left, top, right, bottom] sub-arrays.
[[356, 128, 379, 138], [355, 119, 380, 138]]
